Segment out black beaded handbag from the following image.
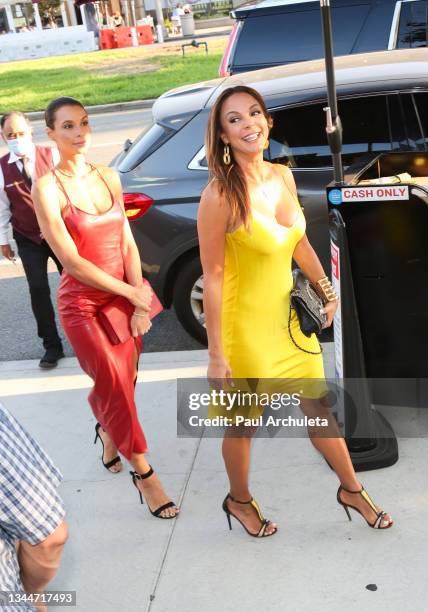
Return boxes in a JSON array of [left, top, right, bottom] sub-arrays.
[[288, 269, 326, 354]]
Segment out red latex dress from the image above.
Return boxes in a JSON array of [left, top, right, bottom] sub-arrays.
[[55, 168, 148, 459]]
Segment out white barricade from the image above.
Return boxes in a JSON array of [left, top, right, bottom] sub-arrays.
[[0, 26, 96, 63]]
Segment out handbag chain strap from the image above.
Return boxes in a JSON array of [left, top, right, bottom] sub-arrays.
[[288, 305, 323, 355]]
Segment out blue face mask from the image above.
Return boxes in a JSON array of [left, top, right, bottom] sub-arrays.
[[7, 136, 33, 157]]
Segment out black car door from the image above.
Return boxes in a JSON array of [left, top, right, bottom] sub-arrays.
[[267, 92, 424, 272]]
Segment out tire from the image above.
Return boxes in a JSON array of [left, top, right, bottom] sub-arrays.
[[172, 255, 332, 347], [173, 255, 207, 345]]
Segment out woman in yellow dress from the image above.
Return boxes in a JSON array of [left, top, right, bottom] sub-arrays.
[[197, 85, 393, 538]]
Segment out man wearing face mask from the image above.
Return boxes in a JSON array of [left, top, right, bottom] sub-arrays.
[[0, 111, 64, 369]]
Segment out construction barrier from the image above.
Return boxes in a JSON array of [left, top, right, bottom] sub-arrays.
[[99, 26, 153, 50]]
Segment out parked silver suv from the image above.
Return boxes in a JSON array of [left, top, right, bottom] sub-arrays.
[[113, 48, 428, 344]]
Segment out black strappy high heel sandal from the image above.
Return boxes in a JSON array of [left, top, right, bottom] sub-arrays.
[[337, 484, 393, 529], [130, 466, 179, 519], [222, 493, 277, 538], [94, 423, 122, 473]]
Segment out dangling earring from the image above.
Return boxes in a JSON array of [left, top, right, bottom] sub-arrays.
[[223, 143, 231, 165], [263, 139, 270, 150]]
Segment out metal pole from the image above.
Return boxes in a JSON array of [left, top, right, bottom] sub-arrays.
[[122, 0, 130, 26], [130, 0, 136, 26], [154, 0, 166, 36], [319, 0, 344, 186], [33, 2, 43, 30], [66, 0, 78, 26], [80, 4, 87, 27], [5, 4, 15, 32], [60, 1, 68, 27]]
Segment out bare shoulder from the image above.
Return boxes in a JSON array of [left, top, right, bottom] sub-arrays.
[[94, 165, 120, 183], [200, 178, 227, 210], [282, 163, 296, 184], [35, 170, 56, 187], [271, 161, 298, 194], [201, 177, 219, 198], [31, 171, 63, 216], [268, 160, 291, 179], [199, 178, 230, 232], [94, 165, 122, 201], [32, 170, 56, 198], [95, 164, 117, 178]]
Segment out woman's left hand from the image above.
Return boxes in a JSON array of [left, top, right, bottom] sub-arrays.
[[131, 311, 152, 337], [320, 300, 339, 329]]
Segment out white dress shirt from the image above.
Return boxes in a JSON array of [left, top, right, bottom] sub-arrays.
[[0, 144, 60, 245]]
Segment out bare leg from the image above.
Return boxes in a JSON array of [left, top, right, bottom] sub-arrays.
[[130, 342, 178, 518], [93, 342, 141, 474], [131, 452, 179, 518], [300, 397, 392, 528], [96, 426, 123, 473], [222, 427, 277, 535]]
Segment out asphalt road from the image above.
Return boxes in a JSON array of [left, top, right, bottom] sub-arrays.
[[0, 107, 153, 166], [0, 109, 205, 361]]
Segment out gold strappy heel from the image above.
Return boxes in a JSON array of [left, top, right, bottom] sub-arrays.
[[222, 493, 277, 538], [337, 484, 393, 529]]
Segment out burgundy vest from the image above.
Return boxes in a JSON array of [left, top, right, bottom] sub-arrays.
[[0, 145, 54, 244]]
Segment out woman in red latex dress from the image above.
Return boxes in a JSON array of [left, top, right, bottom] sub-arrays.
[[33, 97, 178, 519]]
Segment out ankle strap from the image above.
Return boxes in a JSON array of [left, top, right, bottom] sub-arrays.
[[339, 484, 379, 515], [131, 465, 154, 480], [339, 483, 363, 494], [228, 493, 253, 504], [228, 494, 266, 523]]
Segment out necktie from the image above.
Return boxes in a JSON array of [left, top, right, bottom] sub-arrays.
[[21, 157, 32, 187]]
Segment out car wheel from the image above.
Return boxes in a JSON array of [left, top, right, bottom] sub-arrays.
[[173, 256, 207, 345]]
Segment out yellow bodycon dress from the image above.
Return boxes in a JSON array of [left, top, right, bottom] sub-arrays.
[[220, 200, 327, 407]]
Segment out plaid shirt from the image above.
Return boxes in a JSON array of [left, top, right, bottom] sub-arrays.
[[0, 404, 65, 612]]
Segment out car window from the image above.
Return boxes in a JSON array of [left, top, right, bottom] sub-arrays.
[[118, 123, 175, 172], [232, 4, 371, 70], [269, 94, 422, 169], [352, 1, 396, 53], [392, 93, 426, 151], [397, 0, 428, 48], [269, 103, 329, 168], [414, 92, 428, 147]]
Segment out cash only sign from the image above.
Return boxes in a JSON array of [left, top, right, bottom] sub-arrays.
[[327, 185, 409, 206], [327, 184, 410, 205]]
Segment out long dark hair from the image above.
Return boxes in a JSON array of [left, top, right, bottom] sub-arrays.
[[205, 85, 272, 228], [45, 97, 86, 129]]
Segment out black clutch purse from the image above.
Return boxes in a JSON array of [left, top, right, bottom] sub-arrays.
[[288, 269, 326, 354]]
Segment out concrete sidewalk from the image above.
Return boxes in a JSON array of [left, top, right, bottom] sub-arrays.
[[0, 346, 427, 612]]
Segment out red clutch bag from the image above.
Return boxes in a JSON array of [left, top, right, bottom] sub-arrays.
[[98, 279, 163, 345]]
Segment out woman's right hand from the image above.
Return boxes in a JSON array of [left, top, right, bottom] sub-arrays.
[[128, 284, 152, 311], [207, 355, 234, 389], [131, 311, 152, 337]]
